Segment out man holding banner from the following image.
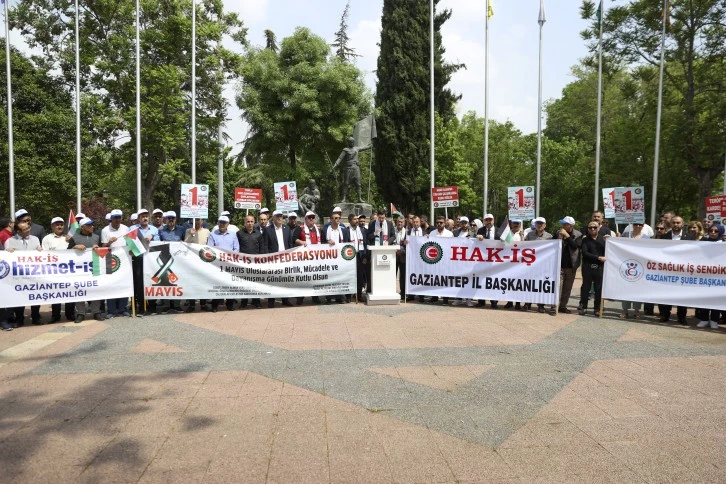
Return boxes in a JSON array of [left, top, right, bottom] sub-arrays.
[[263, 210, 293, 308], [68, 219, 107, 323], [658, 215, 696, 324]]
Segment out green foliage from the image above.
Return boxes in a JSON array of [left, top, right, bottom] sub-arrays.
[[374, 0, 463, 215], [236, 27, 372, 214], [331, 1, 359, 62], [0, 42, 76, 222], [10, 0, 246, 213]]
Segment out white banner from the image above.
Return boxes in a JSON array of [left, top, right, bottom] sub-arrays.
[[0, 247, 134, 308], [405, 237, 562, 304], [603, 238, 726, 310], [143, 242, 356, 299]]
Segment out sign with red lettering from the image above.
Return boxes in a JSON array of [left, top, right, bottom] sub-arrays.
[[274, 181, 298, 212], [432, 186, 459, 208], [234, 188, 263, 210], [507, 186, 535, 220], [180, 184, 209, 219], [614, 186, 645, 224], [705, 195, 726, 224]]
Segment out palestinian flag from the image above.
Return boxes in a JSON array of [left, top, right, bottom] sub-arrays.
[[391, 203, 402, 217], [68, 210, 80, 237], [499, 216, 513, 244], [124, 227, 148, 256], [92, 248, 114, 276]]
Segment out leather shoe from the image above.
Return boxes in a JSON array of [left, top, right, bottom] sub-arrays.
[[659, 314, 670, 322], [75, 314, 85, 324], [678, 316, 688, 326], [504, 302, 513, 309], [558, 307, 571, 314]]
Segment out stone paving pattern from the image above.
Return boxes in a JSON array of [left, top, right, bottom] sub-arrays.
[[1, 300, 725, 483]]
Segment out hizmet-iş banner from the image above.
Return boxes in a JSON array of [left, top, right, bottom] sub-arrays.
[[143, 242, 357, 300], [603, 238, 726, 311], [405, 237, 562, 305], [0, 247, 134, 308]]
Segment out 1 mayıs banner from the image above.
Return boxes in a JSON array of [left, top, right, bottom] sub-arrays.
[[143, 242, 357, 300], [603, 238, 726, 311], [0, 247, 134, 308], [405, 237, 562, 304]]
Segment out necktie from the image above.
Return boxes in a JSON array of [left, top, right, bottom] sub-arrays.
[[486, 228, 490, 239]]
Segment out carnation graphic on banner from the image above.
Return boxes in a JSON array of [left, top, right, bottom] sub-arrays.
[[180, 184, 209, 219], [613, 187, 645, 224], [274, 181, 299, 212], [508, 186, 535, 220]]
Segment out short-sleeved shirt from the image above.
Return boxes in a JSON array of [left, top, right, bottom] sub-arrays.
[[42, 233, 69, 251], [134, 224, 160, 242], [208, 230, 239, 252], [158, 225, 187, 242], [101, 224, 129, 248]]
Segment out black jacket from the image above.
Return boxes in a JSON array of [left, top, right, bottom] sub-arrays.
[[237, 229, 264, 254], [262, 224, 292, 253], [662, 230, 697, 241], [477, 225, 501, 240], [559, 228, 583, 270], [320, 225, 350, 245], [581, 234, 606, 266], [367, 220, 396, 245]]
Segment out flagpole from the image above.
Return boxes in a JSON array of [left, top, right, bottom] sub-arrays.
[[429, 0, 435, 223], [74, 0, 82, 212], [135, 0, 142, 211], [593, 1, 604, 212], [191, 0, 196, 185], [4, 0, 15, 217], [482, 1, 490, 216], [536, 0, 545, 218], [650, 0, 667, 227]]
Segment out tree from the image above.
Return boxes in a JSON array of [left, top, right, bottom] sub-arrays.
[[0, 42, 76, 222], [374, 0, 463, 214], [236, 27, 371, 211], [264, 29, 278, 52], [580, 0, 726, 219], [331, 1, 359, 62], [11, 0, 246, 211]]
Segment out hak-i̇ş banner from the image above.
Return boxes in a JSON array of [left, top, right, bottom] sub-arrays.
[[603, 238, 726, 311], [143, 242, 357, 299], [405, 237, 562, 304], [0, 247, 134, 308]]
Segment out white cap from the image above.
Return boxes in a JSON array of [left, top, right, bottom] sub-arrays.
[[260, 207, 270, 214], [50, 217, 64, 224], [105, 213, 112, 221], [130, 213, 138, 220], [272, 210, 283, 217], [218, 215, 230, 223], [484, 213, 494, 220], [559, 216, 575, 225], [14, 209, 28, 219], [137, 208, 149, 215], [166, 210, 177, 218], [152, 208, 163, 215], [511, 218, 523, 224], [76, 212, 86, 220], [287, 212, 298, 218], [81, 218, 94, 226], [459, 216, 469, 223], [332, 206, 342, 213], [305, 211, 316, 218], [220, 210, 231, 216], [110, 209, 123, 218], [534, 217, 546, 224]]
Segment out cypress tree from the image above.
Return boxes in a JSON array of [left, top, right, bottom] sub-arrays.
[[374, 0, 463, 213]]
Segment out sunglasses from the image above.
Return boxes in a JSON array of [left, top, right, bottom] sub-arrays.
[[306, 216, 315, 219], [709, 229, 720, 233], [588, 226, 598, 229], [332, 217, 340, 220], [656, 226, 665, 230], [634, 223, 644, 226]]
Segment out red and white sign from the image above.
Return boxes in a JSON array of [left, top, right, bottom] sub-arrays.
[[432, 186, 459, 208], [705, 195, 726, 224], [614, 186, 645, 224], [234, 188, 263, 210], [180, 184, 209, 219]]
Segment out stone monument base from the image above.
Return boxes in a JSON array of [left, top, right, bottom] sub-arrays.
[[336, 202, 372, 220]]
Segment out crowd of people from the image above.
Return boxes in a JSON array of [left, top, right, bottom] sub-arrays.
[[1, 206, 724, 332]]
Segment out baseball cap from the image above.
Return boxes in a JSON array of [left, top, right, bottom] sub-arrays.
[[76, 212, 86, 220], [81, 218, 95, 226], [220, 210, 231, 216], [287, 212, 298, 219], [260, 208, 270, 214], [459, 216, 469, 223], [130, 213, 138, 220], [166, 210, 177, 218], [332, 206, 342, 213], [50, 217, 64, 224], [511, 219, 522, 224], [137, 208, 149, 215], [152, 208, 163, 215], [218, 215, 230, 223], [484, 213, 494, 220], [14, 209, 28, 219], [105, 213, 111, 221], [534, 217, 546, 224], [110, 209, 123, 218], [559, 216, 575, 225], [272, 210, 283, 217], [305, 211, 316, 218]]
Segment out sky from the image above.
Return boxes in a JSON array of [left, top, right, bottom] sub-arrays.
[[225, 0, 592, 157]]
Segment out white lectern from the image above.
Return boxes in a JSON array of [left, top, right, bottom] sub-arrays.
[[366, 245, 400, 305]]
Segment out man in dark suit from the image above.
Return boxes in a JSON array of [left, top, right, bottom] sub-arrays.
[[262, 210, 293, 308], [237, 214, 264, 309], [659, 215, 696, 325], [321, 209, 351, 303], [475, 213, 502, 308], [366, 209, 396, 295], [347, 214, 368, 302]]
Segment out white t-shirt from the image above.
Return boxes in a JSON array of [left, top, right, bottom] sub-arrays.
[[101, 224, 129, 248], [212, 224, 239, 234], [42, 233, 68, 251], [430, 228, 453, 238]]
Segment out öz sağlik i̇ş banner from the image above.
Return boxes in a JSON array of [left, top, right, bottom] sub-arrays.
[[143, 242, 357, 300], [603, 238, 726, 311], [405, 237, 562, 305]]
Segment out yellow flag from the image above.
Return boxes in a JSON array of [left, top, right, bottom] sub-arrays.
[[487, 0, 494, 19]]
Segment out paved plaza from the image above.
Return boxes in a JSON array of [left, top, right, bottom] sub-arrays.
[[1, 299, 726, 483]]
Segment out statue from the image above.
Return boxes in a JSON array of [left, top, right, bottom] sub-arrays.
[[299, 179, 321, 214], [332, 136, 370, 203]]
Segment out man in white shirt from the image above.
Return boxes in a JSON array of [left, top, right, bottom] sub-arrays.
[[429, 216, 452, 304], [42, 217, 75, 323], [101, 209, 130, 318]]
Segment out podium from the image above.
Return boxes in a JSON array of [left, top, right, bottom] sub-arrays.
[[366, 245, 400, 305]]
